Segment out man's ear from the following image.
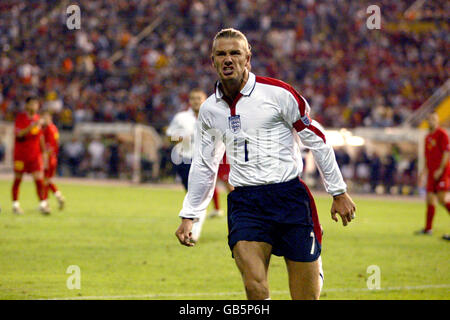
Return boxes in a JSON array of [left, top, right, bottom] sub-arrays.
[[245, 54, 252, 71]]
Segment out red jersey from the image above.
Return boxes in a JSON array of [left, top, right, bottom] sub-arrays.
[[43, 122, 60, 158], [14, 112, 42, 161], [425, 127, 450, 173]]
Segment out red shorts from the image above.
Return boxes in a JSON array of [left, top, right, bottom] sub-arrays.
[[218, 163, 230, 182], [14, 156, 43, 174], [45, 156, 58, 178], [427, 172, 450, 193]]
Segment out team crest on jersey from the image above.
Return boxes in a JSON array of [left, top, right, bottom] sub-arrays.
[[228, 115, 241, 133], [301, 115, 311, 126]]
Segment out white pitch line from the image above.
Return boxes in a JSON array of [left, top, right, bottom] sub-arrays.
[[42, 284, 450, 300]]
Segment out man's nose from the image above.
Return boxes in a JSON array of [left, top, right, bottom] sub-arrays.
[[224, 56, 232, 65]]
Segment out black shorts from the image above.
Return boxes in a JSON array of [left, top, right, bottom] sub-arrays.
[[227, 178, 322, 262]]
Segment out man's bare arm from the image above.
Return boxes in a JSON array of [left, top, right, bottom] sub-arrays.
[[40, 135, 49, 170], [16, 121, 39, 138], [433, 151, 450, 180], [418, 167, 428, 188]]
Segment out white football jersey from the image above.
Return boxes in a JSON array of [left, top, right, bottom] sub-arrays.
[[179, 72, 346, 220], [166, 108, 196, 161]]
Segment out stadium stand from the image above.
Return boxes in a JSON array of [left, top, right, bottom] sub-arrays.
[[0, 0, 448, 192]]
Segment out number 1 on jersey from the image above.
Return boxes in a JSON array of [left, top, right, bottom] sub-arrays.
[[244, 139, 249, 162]]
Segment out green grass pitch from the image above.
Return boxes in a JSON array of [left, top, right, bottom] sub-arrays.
[[0, 179, 448, 300]]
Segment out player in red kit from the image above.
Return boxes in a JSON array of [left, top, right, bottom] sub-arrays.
[[217, 154, 233, 193], [208, 154, 234, 218], [417, 113, 450, 240], [12, 97, 50, 215], [42, 111, 65, 210]]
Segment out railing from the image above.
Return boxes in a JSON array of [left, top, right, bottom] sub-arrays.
[[402, 79, 450, 127]]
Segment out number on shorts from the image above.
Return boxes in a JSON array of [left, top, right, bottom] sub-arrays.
[[310, 231, 315, 255]]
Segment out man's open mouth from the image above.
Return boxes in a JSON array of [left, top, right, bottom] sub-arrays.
[[223, 67, 234, 76]]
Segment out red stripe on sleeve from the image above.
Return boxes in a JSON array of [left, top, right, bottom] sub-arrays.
[[255, 76, 327, 144], [293, 119, 307, 132], [308, 124, 327, 144], [255, 76, 306, 116], [294, 120, 326, 144]]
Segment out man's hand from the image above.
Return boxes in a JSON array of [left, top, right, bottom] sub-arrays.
[[331, 192, 356, 226], [175, 218, 195, 247], [17, 121, 40, 138], [433, 168, 443, 181]]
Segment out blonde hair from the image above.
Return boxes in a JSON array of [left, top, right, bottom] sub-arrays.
[[211, 28, 252, 55], [190, 87, 206, 95]]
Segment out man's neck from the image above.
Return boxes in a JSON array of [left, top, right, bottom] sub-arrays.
[[220, 70, 249, 102]]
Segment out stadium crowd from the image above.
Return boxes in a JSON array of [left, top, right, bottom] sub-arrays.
[[0, 0, 446, 194], [0, 0, 448, 130]]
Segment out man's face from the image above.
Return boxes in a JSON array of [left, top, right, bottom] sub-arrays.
[[189, 91, 206, 113], [26, 100, 39, 115], [211, 38, 250, 83], [42, 112, 51, 125], [428, 113, 439, 130]]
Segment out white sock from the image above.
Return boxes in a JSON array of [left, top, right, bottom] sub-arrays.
[[40, 200, 48, 207], [13, 201, 20, 208], [55, 190, 62, 198]]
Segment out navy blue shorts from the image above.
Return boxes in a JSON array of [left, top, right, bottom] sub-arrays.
[[175, 163, 191, 190], [227, 178, 322, 262]]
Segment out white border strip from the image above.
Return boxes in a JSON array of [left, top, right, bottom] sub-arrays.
[[42, 284, 450, 300]]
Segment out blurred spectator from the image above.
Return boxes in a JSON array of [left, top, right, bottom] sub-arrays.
[[399, 157, 417, 195], [158, 139, 175, 181], [335, 147, 353, 181], [335, 148, 351, 168], [354, 148, 371, 187], [87, 136, 106, 178], [64, 136, 85, 176], [383, 154, 398, 194], [106, 137, 120, 178], [369, 152, 382, 193], [0, 142, 5, 162]]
